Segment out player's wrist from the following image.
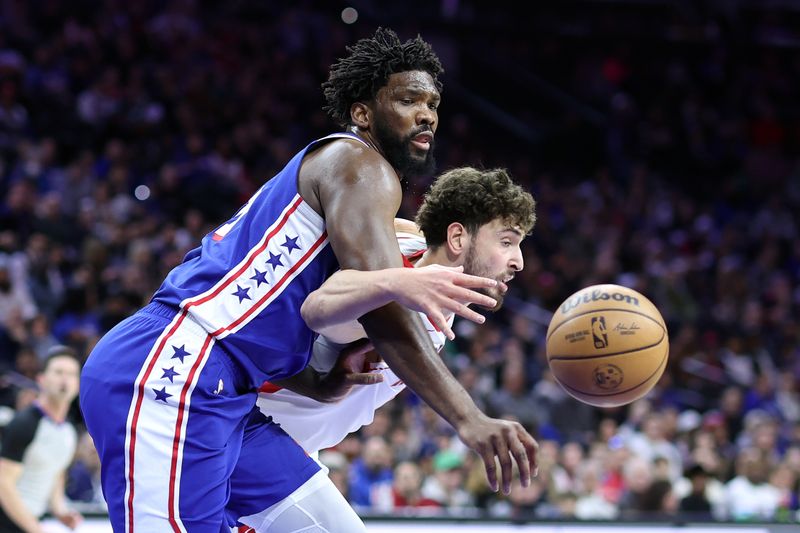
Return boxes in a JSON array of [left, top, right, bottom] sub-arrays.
[[50, 503, 70, 519], [451, 404, 487, 432], [52, 505, 69, 514], [317, 361, 350, 400], [375, 268, 403, 303], [316, 372, 350, 403]]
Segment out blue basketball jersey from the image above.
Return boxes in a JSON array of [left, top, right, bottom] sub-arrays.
[[151, 133, 366, 388]]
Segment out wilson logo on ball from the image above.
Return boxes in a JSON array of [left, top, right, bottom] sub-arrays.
[[560, 289, 641, 315], [591, 316, 608, 349], [593, 364, 624, 390]]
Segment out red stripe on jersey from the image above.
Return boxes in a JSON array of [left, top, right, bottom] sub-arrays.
[[259, 382, 282, 393], [127, 196, 309, 531], [406, 249, 425, 262], [168, 333, 214, 530], [126, 309, 191, 533], [210, 231, 328, 336], [186, 195, 305, 311]]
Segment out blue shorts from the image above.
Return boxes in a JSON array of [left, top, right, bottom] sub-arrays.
[[226, 410, 320, 527], [80, 302, 319, 532]]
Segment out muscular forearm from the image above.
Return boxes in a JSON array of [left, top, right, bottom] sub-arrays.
[[359, 304, 482, 428], [0, 483, 43, 533], [301, 269, 401, 331]]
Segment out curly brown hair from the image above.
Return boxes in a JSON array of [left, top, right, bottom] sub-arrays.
[[322, 27, 444, 127], [415, 167, 536, 247]]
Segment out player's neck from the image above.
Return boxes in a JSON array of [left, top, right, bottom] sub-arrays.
[[346, 126, 378, 153], [414, 248, 453, 269], [346, 126, 407, 180]]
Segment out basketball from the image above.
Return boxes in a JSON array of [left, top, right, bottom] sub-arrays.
[[546, 284, 669, 408]]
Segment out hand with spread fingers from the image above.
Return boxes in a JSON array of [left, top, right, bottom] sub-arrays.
[[301, 265, 497, 343], [457, 414, 539, 495], [389, 265, 497, 340]]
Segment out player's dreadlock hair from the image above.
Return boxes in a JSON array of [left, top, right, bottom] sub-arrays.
[[415, 167, 536, 248], [322, 27, 444, 127]]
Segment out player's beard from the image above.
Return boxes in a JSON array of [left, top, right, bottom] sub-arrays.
[[373, 116, 436, 179], [463, 242, 506, 312]]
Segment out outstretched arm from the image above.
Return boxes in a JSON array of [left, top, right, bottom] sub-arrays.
[[301, 266, 495, 341], [302, 216, 495, 340]]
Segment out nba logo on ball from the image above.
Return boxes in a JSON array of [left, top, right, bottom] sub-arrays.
[[546, 284, 669, 408], [591, 317, 608, 349]]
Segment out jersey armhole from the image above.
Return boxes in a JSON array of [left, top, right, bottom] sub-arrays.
[[297, 133, 373, 217]]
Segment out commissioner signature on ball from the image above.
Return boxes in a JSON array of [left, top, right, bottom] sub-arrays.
[[613, 322, 641, 335]]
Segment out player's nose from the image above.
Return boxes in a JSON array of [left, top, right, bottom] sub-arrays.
[[416, 106, 435, 127], [510, 248, 523, 271]]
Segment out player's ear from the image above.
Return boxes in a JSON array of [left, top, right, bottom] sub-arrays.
[[445, 222, 467, 257], [350, 102, 370, 130]]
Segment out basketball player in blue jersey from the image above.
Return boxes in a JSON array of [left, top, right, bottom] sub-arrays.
[[229, 167, 537, 532], [80, 28, 538, 532]]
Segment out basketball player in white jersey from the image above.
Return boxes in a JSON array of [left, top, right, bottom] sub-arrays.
[[230, 166, 537, 531]]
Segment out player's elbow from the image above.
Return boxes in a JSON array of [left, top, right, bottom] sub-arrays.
[[300, 293, 324, 332]]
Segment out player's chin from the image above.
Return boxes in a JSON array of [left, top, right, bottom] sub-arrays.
[[407, 148, 429, 164], [480, 290, 505, 313]]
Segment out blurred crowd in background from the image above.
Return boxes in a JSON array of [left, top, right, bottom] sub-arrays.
[[0, 0, 799, 523]]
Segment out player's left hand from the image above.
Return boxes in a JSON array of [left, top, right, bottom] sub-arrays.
[[321, 339, 383, 401], [457, 413, 539, 495]]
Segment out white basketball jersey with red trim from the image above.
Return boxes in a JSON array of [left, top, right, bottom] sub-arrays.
[[256, 233, 453, 454]]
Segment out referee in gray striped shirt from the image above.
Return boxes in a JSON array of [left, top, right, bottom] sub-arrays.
[[0, 346, 83, 533]]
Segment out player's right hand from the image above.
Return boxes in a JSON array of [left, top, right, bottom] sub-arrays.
[[389, 265, 497, 340], [456, 413, 539, 495]]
